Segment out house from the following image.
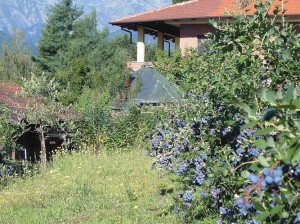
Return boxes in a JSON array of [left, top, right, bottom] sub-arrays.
[[110, 0, 300, 71]]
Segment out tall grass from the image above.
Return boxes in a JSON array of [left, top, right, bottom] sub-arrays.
[[0, 148, 178, 224]]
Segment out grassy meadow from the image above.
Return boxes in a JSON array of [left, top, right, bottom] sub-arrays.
[[0, 148, 179, 224]]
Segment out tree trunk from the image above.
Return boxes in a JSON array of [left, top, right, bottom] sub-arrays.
[[40, 132, 47, 172]]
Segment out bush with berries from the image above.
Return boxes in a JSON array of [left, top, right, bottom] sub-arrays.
[[147, 1, 300, 223]]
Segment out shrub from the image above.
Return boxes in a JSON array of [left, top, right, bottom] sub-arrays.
[[146, 1, 300, 223]]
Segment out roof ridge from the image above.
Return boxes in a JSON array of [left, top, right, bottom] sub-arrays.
[[111, 0, 200, 23]]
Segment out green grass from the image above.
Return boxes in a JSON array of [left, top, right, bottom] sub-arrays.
[[0, 148, 178, 224]]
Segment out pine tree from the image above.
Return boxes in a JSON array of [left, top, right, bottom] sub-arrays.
[[37, 0, 83, 72]]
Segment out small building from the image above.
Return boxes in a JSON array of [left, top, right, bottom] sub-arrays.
[[110, 0, 300, 71], [0, 83, 71, 162]]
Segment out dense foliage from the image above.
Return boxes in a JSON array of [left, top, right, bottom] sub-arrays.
[[0, 0, 133, 182], [36, 0, 131, 104], [149, 1, 300, 223], [0, 31, 37, 82]]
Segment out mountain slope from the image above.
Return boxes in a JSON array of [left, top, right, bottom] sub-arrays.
[[0, 0, 48, 42]]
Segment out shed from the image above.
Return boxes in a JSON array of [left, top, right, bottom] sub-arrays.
[[0, 83, 73, 162]]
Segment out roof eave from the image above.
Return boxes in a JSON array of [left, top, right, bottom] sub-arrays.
[[111, 13, 300, 25]]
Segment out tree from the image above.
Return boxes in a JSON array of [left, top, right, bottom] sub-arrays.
[[58, 10, 100, 70], [21, 75, 78, 171], [0, 31, 37, 82], [37, 0, 131, 105], [37, 0, 83, 72]]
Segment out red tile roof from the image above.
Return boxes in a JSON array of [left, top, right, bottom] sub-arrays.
[[111, 0, 300, 24], [0, 83, 28, 113], [0, 83, 79, 121]]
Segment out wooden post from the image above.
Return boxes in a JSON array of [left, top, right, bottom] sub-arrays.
[[11, 142, 16, 160], [157, 32, 164, 51], [175, 37, 180, 50], [11, 149, 15, 160], [40, 132, 47, 172]]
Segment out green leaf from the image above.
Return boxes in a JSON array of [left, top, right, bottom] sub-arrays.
[[266, 137, 276, 148], [281, 192, 288, 204], [210, 20, 218, 28], [241, 121, 258, 130], [262, 88, 276, 105], [291, 99, 300, 109], [235, 101, 252, 115], [276, 89, 283, 99], [282, 211, 289, 219], [277, 104, 296, 110], [241, 170, 250, 179], [275, 196, 282, 205], [291, 147, 300, 166], [255, 139, 267, 150], [253, 201, 266, 212], [256, 211, 270, 221], [295, 180, 300, 188], [284, 83, 294, 103], [270, 205, 284, 216], [258, 155, 270, 167], [254, 128, 276, 136], [266, 91, 276, 104]]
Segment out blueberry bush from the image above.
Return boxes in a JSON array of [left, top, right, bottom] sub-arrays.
[[147, 1, 300, 223]]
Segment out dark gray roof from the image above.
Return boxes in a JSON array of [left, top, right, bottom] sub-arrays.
[[131, 67, 180, 104]]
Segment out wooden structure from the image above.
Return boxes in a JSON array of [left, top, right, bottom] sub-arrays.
[[0, 83, 70, 163]]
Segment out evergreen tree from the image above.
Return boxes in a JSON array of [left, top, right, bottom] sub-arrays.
[[36, 0, 130, 104], [58, 10, 100, 69], [37, 0, 83, 72]]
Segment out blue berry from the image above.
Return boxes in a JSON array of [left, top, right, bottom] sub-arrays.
[[273, 176, 282, 185], [200, 153, 207, 160], [265, 176, 274, 184], [274, 169, 283, 177], [249, 173, 259, 184], [294, 163, 300, 176], [260, 180, 267, 189], [235, 197, 245, 206], [263, 168, 270, 176], [270, 170, 277, 178], [220, 207, 227, 215]]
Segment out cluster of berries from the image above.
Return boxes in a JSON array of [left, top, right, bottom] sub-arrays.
[[182, 192, 194, 202], [294, 212, 300, 224], [261, 168, 283, 188], [235, 197, 253, 215]]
